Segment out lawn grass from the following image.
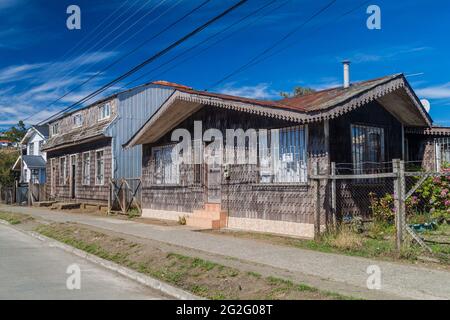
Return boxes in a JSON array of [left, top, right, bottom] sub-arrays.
[[35, 222, 354, 300], [0, 211, 34, 225]]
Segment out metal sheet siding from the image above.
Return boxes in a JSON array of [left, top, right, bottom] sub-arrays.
[[105, 85, 175, 179]]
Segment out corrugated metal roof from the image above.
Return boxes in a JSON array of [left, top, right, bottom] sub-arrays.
[[22, 155, 46, 168]]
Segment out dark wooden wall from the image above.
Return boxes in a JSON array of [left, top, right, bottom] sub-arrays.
[[329, 100, 403, 165]]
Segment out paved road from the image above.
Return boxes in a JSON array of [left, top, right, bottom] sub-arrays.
[[3, 205, 450, 300], [0, 223, 167, 300]]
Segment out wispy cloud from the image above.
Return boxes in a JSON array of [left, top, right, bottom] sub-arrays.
[[0, 50, 119, 128], [339, 46, 432, 63], [416, 83, 450, 99], [218, 83, 279, 100]]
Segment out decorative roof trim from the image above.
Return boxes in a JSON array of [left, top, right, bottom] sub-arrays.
[[176, 92, 307, 123], [405, 127, 450, 136]]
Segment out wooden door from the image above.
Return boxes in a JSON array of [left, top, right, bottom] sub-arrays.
[[206, 152, 221, 204]]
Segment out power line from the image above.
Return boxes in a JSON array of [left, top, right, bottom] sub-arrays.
[[20, 0, 137, 100], [38, 0, 249, 125], [51, 0, 156, 84], [207, 0, 338, 90], [25, 0, 191, 122], [120, 0, 290, 90], [120, 0, 286, 90], [232, 0, 371, 77]]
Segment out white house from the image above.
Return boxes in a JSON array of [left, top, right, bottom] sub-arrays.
[[12, 125, 49, 184]]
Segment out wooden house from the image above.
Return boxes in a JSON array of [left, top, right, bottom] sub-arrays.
[[42, 82, 178, 205], [126, 70, 432, 238]]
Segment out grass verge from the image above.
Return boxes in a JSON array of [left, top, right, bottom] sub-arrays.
[[0, 211, 34, 225], [35, 222, 353, 300], [204, 223, 428, 263]]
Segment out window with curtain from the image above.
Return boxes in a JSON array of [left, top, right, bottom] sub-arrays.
[[260, 125, 307, 183], [82, 152, 90, 185], [153, 145, 179, 185], [95, 150, 104, 185], [351, 124, 385, 174]]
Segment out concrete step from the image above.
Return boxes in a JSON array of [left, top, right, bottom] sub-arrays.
[[192, 209, 227, 220], [186, 216, 216, 229], [186, 214, 227, 230], [204, 203, 221, 212]]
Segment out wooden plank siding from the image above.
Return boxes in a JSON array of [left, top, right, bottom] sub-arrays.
[[141, 105, 330, 229], [46, 139, 112, 204]]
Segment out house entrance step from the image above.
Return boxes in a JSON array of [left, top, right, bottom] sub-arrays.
[[33, 201, 57, 208], [51, 203, 81, 210], [186, 203, 227, 230]]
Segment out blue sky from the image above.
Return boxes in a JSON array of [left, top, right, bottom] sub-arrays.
[[1, 0, 450, 130]]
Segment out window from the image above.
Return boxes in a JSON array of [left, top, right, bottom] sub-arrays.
[[73, 114, 83, 127], [38, 141, 44, 155], [60, 157, 67, 185], [153, 145, 179, 185], [31, 169, 40, 184], [51, 123, 59, 136], [82, 152, 90, 185], [259, 126, 307, 183], [98, 103, 111, 121], [28, 142, 35, 155], [436, 137, 450, 171], [351, 124, 385, 174], [95, 150, 104, 185]]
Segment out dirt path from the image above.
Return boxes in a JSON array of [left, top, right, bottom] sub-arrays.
[[2, 204, 450, 300]]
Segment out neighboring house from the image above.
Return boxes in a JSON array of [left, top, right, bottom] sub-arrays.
[[0, 139, 12, 148], [42, 81, 179, 204], [12, 125, 49, 184], [405, 126, 450, 171], [126, 68, 432, 238]]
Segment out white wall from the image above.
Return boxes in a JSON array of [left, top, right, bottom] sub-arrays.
[[26, 131, 47, 160]]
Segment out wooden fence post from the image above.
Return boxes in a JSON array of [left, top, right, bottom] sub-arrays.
[[393, 159, 405, 252], [314, 162, 321, 240], [330, 162, 337, 231], [107, 179, 111, 215]]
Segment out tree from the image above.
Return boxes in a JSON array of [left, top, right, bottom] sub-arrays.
[[280, 86, 316, 98], [0, 149, 19, 187], [4, 120, 27, 143]]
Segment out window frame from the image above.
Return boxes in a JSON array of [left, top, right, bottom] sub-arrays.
[[82, 152, 91, 186], [350, 124, 386, 174], [73, 113, 83, 128], [259, 125, 308, 184], [51, 123, 59, 136], [95, 149, 105, 186], [98, 103, 111, 121], [435, 137, 450, 171], [59, 156, 67, 186], [152, 144, 180, 185]]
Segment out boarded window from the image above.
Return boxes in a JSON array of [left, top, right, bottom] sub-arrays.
[[59, 157, 67, 185], [95, 150, 104, 185], [82, 152, 90, 185], [260, 125, 308, 183], [351, 124, 385, 174], [153, 145, 179, 185]]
